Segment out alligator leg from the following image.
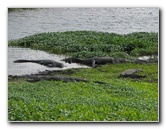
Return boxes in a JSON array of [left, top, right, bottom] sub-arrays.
[[69, 58, 73, 64], [92, 59, 96, 67]]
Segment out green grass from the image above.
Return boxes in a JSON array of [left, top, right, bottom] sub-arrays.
[[8, 31, 158, 59], [8, 63, 158, 121]]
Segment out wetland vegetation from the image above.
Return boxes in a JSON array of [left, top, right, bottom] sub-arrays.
[[9, 31, 158, 59], [8, 31, 158, 121]]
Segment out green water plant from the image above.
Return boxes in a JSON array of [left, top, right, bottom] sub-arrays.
[[9, 31, 158, 59]]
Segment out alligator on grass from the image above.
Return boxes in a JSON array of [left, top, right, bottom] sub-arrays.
[[62, 57, 129, 67], [119, 68, 146, 78], [14, 59, 65, 68], [62, 56, 158, 67], [132, 58, 158, 64], [9, 74, 107, 84]]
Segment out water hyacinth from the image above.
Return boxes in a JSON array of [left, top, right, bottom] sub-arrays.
[[9, 31, 158, 59]]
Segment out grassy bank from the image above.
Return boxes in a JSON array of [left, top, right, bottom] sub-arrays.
[[8, 31, 158, 121], [8, 63, 158, 121], [9, 31, 158, 59]]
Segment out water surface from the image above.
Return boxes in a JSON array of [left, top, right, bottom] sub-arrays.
[[8, 47, 88, 76], [8, 8, 159, 40]]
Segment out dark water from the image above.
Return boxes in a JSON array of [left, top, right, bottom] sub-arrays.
[[8, 8, 159, 40], [8, 8, 159, 75]]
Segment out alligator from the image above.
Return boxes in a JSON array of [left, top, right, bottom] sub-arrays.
[[131, 58, 158, 64], [62, 57, 129, 67], [9, 74, 107, 84], [14, 59, 65, 68], [119, 68, 146, 78]]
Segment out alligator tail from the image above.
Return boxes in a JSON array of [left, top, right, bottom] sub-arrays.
[[14, 60, 34, 63]]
